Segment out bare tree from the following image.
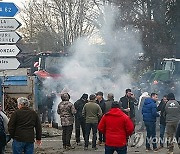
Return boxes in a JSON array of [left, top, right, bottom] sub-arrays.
[[20, 0, 100, 52]]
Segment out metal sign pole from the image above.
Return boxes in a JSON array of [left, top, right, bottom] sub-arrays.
[[2, 70, 5, 111]]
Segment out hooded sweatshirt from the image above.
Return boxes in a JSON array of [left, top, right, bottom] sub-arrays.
[[98, 108, 134, 147]]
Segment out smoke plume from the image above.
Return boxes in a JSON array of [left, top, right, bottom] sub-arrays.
[[60, 6, 143, 100], [43, 5, 143, 124]]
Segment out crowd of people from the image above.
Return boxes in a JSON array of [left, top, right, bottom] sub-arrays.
[[141, 92, 180, 154], [56, 89, 180, 154], [0, 88, 180, 154], [57, 90, 135, 153]]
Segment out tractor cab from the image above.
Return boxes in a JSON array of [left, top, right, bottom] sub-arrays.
[[162, 58, 180, 75], [32, 52, 68, 79]]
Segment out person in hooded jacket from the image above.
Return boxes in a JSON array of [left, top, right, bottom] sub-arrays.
[[98, 101, 134, 154], [142, 93, 159, 152], [57, 93, 76, 150], [74, 94, 88, 145]]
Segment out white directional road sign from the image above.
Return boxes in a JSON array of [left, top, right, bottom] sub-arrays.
[[0, 45, 20, 57], [0, 18, 21, 31], [0, 58, 20, 70], [0, 32, 21, 44]]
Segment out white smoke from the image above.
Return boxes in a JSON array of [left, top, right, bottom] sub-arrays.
[[42, 5, 143, 124], [60, 6, 143, 101]]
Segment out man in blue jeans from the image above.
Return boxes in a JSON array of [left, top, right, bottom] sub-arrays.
[[82, 94, 102, 150], [8, 97, 42, 154], [142, 93, 159, 152]]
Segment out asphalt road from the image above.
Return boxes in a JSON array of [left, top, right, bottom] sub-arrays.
[[5, 126, 180, 154]]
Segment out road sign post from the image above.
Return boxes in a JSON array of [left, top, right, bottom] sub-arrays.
[[0, 2, 21, 69], [0, 2, 21, 110]]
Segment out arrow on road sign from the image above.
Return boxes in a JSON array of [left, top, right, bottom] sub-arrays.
[[0, 18, 21, 31], [0, 2, 20, 17], [0, 58, 20, 70], [0, 45, 20, 57], [0, 32, 21, 44]]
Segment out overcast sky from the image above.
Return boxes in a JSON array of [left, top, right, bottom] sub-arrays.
[[3, 0, 24, 7]]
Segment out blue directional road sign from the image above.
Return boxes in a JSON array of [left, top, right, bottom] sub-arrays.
[[0, 2, 19, 17]]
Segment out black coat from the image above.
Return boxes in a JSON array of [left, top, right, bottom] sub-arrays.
[[46, 94, 56, 109], [8, 107, 42, 142], [120, 96, 138, 118], [96, 99, 105, 114], [157, 100, 166, 125], [74, 98, 87, 120]]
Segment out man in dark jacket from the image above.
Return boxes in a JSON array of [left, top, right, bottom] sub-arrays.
[[46, 93, 56, 125], [74, 93, 88, 145], [120, 89, 138, 147], [82, 94, 102, 150], [157, 95, 168, 149], [8, 97, 42, 154], [142, 93, 159, 152], [165, 93, 180, 154], [120, 89, 138, 124], [98, 101, 134, 154], [96, 91, 105, 145], [0, 104, 6, 154]]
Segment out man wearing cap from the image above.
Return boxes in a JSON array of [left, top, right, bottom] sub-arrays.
[[74, 93, 88, 145], [8, 97, 42, 154], [96, 91, 106, 145], [98, 101, 134, 154]]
